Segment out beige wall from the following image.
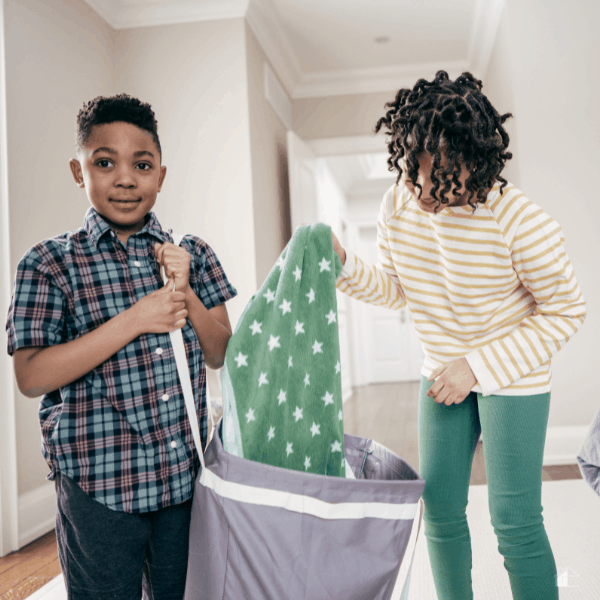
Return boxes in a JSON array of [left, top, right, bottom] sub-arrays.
[[245, 23, 291, 287], [4, 0, 115, 496], [114, 18, 256, 329], [484, 0, 599, 427], [293, 91, 393, 139]]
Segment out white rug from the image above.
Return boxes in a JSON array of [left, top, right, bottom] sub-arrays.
[[404, 479, 600, 600], [28, 480, 599, 600]]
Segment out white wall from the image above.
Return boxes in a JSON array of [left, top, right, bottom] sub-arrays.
[[245, 23, 291, 288], [485, 0, 599, 429]]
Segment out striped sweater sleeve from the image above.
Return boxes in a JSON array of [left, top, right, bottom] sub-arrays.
[[335, 188, 406, 310], [465, 203, 587, 396]]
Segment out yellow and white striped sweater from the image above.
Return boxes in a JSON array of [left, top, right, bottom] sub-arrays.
[[335, 181, 587, 397]]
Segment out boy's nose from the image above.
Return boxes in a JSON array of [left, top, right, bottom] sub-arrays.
[[114, 169, 136, 187]]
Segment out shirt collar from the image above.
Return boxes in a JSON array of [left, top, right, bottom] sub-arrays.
[[83, 207, 171, 249]]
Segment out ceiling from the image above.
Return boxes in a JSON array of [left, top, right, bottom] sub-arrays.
[[83, 0, 506, 98]]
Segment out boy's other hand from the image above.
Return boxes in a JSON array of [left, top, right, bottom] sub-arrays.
[[154, 242, 191, 292], [132, 281, 188, 335], [332, 231, 346, 266]]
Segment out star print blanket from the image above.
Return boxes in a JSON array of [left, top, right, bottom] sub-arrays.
[[221, 223, 346, 477]]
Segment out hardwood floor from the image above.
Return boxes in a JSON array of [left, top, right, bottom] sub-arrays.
[[0, 381, 583, 599], [0, 530, 61, 600]]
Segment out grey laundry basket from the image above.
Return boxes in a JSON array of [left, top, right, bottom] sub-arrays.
[[183, 421, 425, 600]]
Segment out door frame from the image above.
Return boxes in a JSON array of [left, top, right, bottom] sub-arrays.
[[0, 0, 20, 557], [301, 134, 389, 389]]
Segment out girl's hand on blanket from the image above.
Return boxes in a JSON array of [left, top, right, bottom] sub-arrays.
[[332, 232, 346, 266], [154, 242, 191, 293], [426, 358, 477, 406], [132, 282, 188, 334]]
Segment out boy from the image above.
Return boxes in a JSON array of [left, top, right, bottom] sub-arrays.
[[6, 94, 237, 599]]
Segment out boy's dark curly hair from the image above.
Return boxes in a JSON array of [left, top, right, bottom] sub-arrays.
[[374, 70, 513, 213], [76, 93, 161, 158]]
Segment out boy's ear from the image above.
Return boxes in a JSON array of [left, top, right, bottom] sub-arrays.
[[69, 158, 85, 188], [157, 165, 167, 192]]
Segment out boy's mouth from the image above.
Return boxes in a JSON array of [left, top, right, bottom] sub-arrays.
[[109, 198, 142, 204]]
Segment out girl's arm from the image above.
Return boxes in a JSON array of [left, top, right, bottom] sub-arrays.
[[335, 186, 407, 310], [465, 206, 587, 397]]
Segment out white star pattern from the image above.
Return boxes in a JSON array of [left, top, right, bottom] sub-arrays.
[[319, 257, 331, 272], [325, 310, 336, 324], [286, 442, 293, 456], [258, 372, 269, 387], [277, 389, 287, 405], [304, 456, 311, 471], [306, 288, 315, 303], [234, 352, 248, 367], [338, 409, 343, 421], [268, 426, 275, 441], [276, 254, 286, 269], [263, 289, 275, 303], [322, 391, 334, 407], [310, 422, 321, 437], [304, 373, 310, 387], [293, 407, 303, 422], [312, 340, 323, 355], [331, 440, 342, 452], [288, 355, 293, 368], [295, 320, 305, 335], [268, 335, 281, 352], [335, 361, 341, 374], [293, 266, 302, 282], [279, 299, 292, 315], [246, 408, 255, 423], [250, 320, 262, 335]]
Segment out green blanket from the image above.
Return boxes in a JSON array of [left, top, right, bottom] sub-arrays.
[[221, 223, 346, 477]]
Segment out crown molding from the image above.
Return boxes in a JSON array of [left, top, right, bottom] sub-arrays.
[[468, 0, 507, 79], [293, 60, 471, 99], [245, 0, 302, 98], [83, 0, 504, 99], [83, 0, 249, 30]]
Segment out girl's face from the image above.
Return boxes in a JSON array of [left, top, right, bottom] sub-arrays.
[[399, 152, 471, 214]]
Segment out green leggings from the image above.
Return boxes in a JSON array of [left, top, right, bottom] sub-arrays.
[[418, 376, 558, 600]]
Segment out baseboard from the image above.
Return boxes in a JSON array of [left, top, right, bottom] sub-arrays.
[[542, 425, 589, 466], [18, 481, 56, 549]]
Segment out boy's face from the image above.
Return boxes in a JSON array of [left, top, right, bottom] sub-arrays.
[[70, 121, 166, 236]]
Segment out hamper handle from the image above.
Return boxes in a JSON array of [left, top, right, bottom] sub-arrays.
[[161, 232, 215, 470]]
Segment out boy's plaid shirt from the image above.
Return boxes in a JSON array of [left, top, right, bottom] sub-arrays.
[[6, 207, 237, 513]]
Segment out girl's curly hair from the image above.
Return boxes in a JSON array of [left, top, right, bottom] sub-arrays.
[[76, 93, 161, 158], [374, 70, 513, 213]]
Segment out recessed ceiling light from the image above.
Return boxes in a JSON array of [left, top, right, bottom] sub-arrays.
[[374, 36, 390, 44]]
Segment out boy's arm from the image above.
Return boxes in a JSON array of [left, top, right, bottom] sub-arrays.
[[184, 287, 232, 370], [13, 282, 187, 398]]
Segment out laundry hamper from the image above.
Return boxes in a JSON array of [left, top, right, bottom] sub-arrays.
[[163, 234, 426, 600]]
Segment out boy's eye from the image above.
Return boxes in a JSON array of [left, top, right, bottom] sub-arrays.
[[136, 163, 152, 170], [97, 159, 113, 168]]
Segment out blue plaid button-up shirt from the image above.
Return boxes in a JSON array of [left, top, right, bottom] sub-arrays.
[[6, 207, 237, 513]]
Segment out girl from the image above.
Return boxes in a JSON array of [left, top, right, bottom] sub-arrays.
[[332, 70, 586, 600]]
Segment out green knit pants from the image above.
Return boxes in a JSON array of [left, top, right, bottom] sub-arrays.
[[418, 376, 558, 600]]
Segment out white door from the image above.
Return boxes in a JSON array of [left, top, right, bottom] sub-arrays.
[[287, 131, 353, 401], [358, 226, 424, 383]]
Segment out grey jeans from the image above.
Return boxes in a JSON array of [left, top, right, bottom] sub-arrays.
[[54, 472, 192, 600]]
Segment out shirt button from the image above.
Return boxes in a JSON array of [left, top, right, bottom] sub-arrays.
[[162, 393, 169, 402], [134, 261, 141, 267], [155, 347, 163, 355], [170, 440, 177, 449]]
